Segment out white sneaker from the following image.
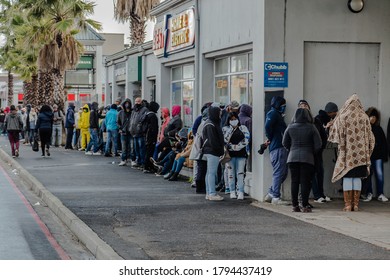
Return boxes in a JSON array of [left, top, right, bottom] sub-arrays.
[[314, 197, 326, 203], [271, 197, 289, 205], [230, 192, 237, 199], [205, 194, 209, 200], [378, 194, 389, 202], [237, 192, 244, 200], [92, 152, 101, 156], [363, 193, 372, 202], [85, 151, 93, 155], [324, 196, 332, 202], [208, 194, 224, 201], [78, 148, 85, 151], [264, 193, 272, 203], [131, 161, 137, 167], [118, 161, 127, 166]]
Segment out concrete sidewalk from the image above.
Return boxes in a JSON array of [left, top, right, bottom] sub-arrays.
[[0, 136, 389, 259]]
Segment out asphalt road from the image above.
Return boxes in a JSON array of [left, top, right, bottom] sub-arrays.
[[1, 138, 389, 259]]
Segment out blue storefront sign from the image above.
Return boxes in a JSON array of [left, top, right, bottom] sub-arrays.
[[264, 62, 288, 88]]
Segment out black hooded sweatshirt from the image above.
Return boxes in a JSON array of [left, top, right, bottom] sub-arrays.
[[89, 102, 100, 129], [145, 101, 160, 145], [202, 106, 224, 157]]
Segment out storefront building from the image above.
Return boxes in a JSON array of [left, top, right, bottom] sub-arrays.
[[105, 0, 390, 201]]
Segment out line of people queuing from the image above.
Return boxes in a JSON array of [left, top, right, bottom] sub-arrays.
[[262, 94, 389, 213]]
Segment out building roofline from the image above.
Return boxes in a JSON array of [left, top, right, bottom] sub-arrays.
[[105, 41, 153, 64]]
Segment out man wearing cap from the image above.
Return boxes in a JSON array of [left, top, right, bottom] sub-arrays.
[[264, 96, 289, 204]]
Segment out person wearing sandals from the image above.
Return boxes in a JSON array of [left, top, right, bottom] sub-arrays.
[[36, 105, 54, 158], [282, 108, 322, 212], [222, 112, 250, 200]]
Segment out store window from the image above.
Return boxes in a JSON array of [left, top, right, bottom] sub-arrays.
[[214, 53, 253, 106], [171, 64, 195, 128]]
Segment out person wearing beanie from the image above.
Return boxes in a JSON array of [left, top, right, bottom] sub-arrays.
[[4, 104, 23, 157], [117, 99, 134, 165], [324, 102, 339, 115], [264, 96, 288, 205], [65, 102, 76, 149]]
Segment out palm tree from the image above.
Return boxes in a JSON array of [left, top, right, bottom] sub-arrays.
[[21, 0, 101, 110], [114, 0, 160, 47]]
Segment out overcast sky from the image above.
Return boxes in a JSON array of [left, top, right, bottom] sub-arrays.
[[92, 0, 154, 44]]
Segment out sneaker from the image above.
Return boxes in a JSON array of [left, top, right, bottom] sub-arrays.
[[301, 206, 312, 213], [224, 188, 230, 194], [92, 152, 101, 156], [118, 161, 127, 166], [264, 193, 272, 203], [78, 148, 85, 151], [324, 196, 332, 202], [41, 155, 45, 158], [237, 192, 244, 200], [271, 197, 289, 205], [230, 192, 237, 199], [12, 155, 16, 158], [85, 151, 93, 155], [15, 149, 19, 157], [363, 193, 373, 202], [143, 169, 153, 173], [378, 194, 389, 202], [314, 197, 326, 203], [205, 194, 209, 200], [131, 161, 138, 167], [208, 194, 224, 201], [46, 149, 50, 157], [150, 157, 157, 165]]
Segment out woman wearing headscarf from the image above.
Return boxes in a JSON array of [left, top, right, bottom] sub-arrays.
[[283, 108, 322, 212], [223, 112, 250, 200], [36, 105, 54, 157], [328, 94, 375, 211]]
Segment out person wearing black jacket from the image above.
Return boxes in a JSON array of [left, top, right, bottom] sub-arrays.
[[36, 105, 54, 157], [65, 102, 76, 149], [144, 101, 160, 173], [362, 107, 388, 202], [130, 97, 149, 168], [116, 99, 133, 165], [85, 102, 101, 155], [203, 106, 225, 201]]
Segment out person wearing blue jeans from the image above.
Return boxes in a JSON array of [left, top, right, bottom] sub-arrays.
[[133, 136, 146, 167], [104, 104, 119, 157], [264, 96, 288, 204], [85, 128, 100, 154], [120, 133, 134, 164]]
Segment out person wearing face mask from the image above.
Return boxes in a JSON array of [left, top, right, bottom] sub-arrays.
[[78, 104, 91, 151], [116, 99, 134, 165], [264, 96, 289, 204], [222, 112, 250, 200], [85, 102, 102, 156]]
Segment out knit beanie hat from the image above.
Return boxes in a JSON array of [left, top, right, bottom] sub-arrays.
[[324, 102, 338, 113]]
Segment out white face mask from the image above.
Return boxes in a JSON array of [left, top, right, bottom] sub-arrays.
[[230, 119, 239, 127]]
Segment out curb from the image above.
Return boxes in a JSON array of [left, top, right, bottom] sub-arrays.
[[0, 148, 123, 260]]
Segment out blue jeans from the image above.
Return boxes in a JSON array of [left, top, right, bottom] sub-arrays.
[[204, 154, 220, 196], [133, 136, 146, 165], [171, 157, 186, 173], [52, 124, 62, 146], [86, 128, 99, 153], [105, 129, 118, 155], [366, 159, 385, 195], [160, 151, 175, 174], [268, 147, 288, 198], [121, 133, 134, 162], [226, 157, 246, 194]]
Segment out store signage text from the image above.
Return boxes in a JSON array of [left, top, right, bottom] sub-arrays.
[[153, 7, 195, 57], [264, 62, 288, 88]]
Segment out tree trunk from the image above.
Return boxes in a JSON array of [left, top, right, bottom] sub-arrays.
[[130, 13, 146, 47], [38, 70, 54, 107], [7, 71, 13, 106], [23, 81, 32, 106], [52, 68, 65, 111]]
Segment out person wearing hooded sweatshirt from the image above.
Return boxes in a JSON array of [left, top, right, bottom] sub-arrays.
[[153, 107, 171, 161], [104, 104, 119, 157], [65, 102, 76, 149], [78, 104, 90, 151], [130, 97, 149, 168], [117, 99, 133, 165], [36, 105, 54, 157], [4, 105, 23, 157], [283, 108, 322, 212], [264, 96, 288, 204], [0, 108, 6, 135], [361, 107, 388, 202], [144, 101, 160, 173], [85, 102, 102, 155], [202, 106, 225, 201]]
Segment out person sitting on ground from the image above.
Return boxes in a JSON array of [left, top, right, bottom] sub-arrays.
[[164, 131, 194, 181]]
